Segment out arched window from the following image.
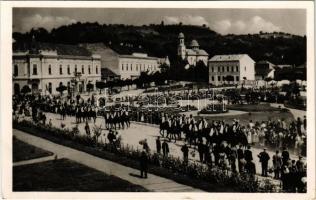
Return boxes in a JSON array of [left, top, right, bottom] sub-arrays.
[[48, 65, 52, 75], [14, 64, 18, 76], [59, 65, 63, 75]]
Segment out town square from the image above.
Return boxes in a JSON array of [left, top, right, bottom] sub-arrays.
[[4, 4, 313, 196]]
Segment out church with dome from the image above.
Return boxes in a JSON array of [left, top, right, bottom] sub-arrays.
[[177, 32, 209, 66]]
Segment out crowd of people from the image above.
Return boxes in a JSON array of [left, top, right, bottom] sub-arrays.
[[12, 91, 307, 192]]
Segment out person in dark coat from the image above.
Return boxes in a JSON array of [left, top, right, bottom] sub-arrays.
[[282, 147, 290, 166], [181, 144, 189, 164], [237, 145, 245, 173], [198, 141, 205, 163], [156, 136, 161, 154], [140, 151, 148, 178], [162, 140, 169, 158], [258, 148, 270, 176], [244, 145, 253, 162]]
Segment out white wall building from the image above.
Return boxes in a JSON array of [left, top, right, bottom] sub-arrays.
[[82, 43, 166, 80], [208, 54, 255, 86], [13, 42, 101, 95], [177, 32, 209, 66]]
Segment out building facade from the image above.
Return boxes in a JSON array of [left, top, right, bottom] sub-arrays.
[[13, 42, 101, 95], [208, 54, 255, 86], [82, 43, 166, 80], [177, 32, 209, 66], [255, 60, 276, 80]]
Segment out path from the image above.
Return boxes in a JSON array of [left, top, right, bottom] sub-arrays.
[[13, 154, 56, 167], [13, 129, 204, 192]]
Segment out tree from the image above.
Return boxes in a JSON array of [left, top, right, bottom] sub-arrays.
[[96, 81, 106, 94], [86, 82, 94, 94], [56, 85, 67, 96], [21, 85, 31, 94]]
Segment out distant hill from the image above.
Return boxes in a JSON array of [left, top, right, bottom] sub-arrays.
[[13, 22, 306, 66]]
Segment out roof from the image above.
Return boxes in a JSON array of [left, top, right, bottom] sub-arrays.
[[255, 68, 274, 76], [190, 40, 199, 47], [178, 32, 184, 38], [101, 68, 119, 77], [186, 49, 208, 56], [209, 54, 249, 62], [256, 60, 275, 65], [119, 54, 158, 60], [13, 42, 92, 57]]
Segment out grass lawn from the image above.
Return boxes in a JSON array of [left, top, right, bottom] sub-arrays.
[[196, 110, 294, 127], [13, 158, 148, 192], [227, 103, 284, 112], [13, 137, 53, 162]]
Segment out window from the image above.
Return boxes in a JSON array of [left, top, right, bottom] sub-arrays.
[[75, 65, 77, 74], [236, 76, 239, 81], [236, 66, 239, 72], [218, 76, 221, 81], [130, 64, 133, 71], [88, 66, 91, 74], [67, 65, 70, 75], [126, 64, 128, 71], [211, 67, 214, 72], [48, 65, 52, 75], [122, 64, 124, 71], [244, 66, 246, 71], [227, 66, 229, 72], [32, 64, 37, 75], [14, 64, 18, 76], [82, 65, 84, 74], [222, 66, 225, 72], [96, 66, 98, 74], [59, 65, 63, 75], [218, 66, 220, 72], [211, 76, 214, 81], [136, 64, 138, 71], [231, 66, 234, 72]]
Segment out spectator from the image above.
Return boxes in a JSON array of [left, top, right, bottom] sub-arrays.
[[139, 150, 148, 178], [244, 145, 253, 162], [156, 136, 161, 154], [181, 144, 189, 164], [162, 140, 169, 158], [258, 148, 270, 177], [272, 150, 282, 179]]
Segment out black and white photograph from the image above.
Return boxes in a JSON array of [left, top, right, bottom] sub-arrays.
[[1, 1, 315, 199]]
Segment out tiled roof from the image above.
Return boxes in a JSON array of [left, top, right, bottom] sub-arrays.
[[13, 42, 92, 57], [101, 68, 119, 77], [209, 54, 248, 61]]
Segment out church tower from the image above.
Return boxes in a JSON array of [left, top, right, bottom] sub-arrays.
[[177, 32, 186, 60]]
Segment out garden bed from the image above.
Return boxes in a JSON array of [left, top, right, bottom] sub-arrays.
[[13, 120, 274, 192]]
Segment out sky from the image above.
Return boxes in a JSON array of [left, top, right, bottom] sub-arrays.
[[13, 8, 306, 35]]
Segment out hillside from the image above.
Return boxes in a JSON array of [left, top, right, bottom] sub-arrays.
[[13, 22, 306, 66]]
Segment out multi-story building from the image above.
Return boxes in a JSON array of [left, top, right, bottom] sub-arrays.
[[82, 43, 166, 80], [208, 54, 255, 86], [13, 42, 101, 95], [177, 32, 209, 66]]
